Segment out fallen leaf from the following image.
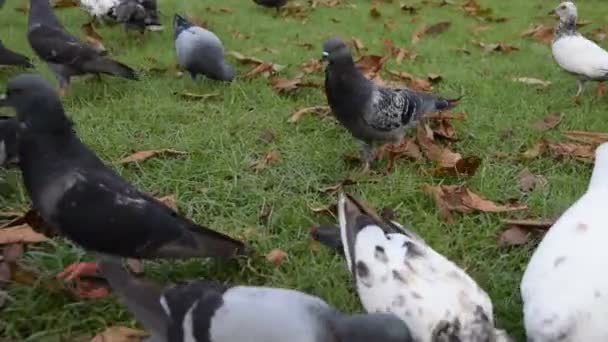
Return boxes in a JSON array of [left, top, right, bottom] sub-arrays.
[[355, 55, 388, 79], [460, 0, 507, 22], [266, 249, 287, 266], [250, 150, 280, 172], [412, 21, 451, 44], [400, 4, 417, 14], [52, 0, 78, 8], [369, 6, 381, 18], [416, 123, 461, 167], [174, 92, 220, 101], [432, 155, 482, 177], [0, 225, 49, 245], [387, 70, 433, 92], [521, 24, 554, 45], [382, 39, 415, 64], [156, 195, 176, 211], [422, 184, 527, 223], [431, 119, 457, 140], [258, 130, 276, 144], [475, 41, 519, 53], [548, 142, 595, 163], [119, 149, 188, 165], [500, 218, 554, 230], [288, 106, 332, 123], [522, 140, 547, 159], [269, 76, 319, 94], [517, 168, 548, 192], [300, 58, 322, 74], [498, 226, 530, 246], [471, 25, 491, 35], [228, 51, 285, 79], [512, 77, 551, 88], [381, 138, 423, 173], [91, 326, 149, 342], [81, 22, 105, 53], [125, 259, 144, 275], [531, 113, 562, 131], [351, 37, 365, 55], [563, 131, 608, 145]]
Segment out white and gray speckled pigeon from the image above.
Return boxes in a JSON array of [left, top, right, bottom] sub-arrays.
[[318, 193, 512, 342], [0, 74, 246, 299], [79, 0, 162, 32], [521, 143, 608, 341], [98, 257, 414, 342], [173, 14, 234, 81], [0, 40, 33, 68], [322, 37, 459, 172], [551, 1, 608, 102], [0, 116, 18, 167], [28, 0, 138, 96]]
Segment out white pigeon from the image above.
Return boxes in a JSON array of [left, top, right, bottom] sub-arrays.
[[79, 0, 120, 21], [550, 1, 608, 101], [336, 193, 512, 342], [521, 142, 608, 341]]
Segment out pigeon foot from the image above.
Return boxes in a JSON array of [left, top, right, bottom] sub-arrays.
[[57, 262, 99, 281], [58, 262, 111, 299]]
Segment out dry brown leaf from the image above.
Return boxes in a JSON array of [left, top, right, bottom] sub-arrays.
[[351, 37, 365, 55], [591, 26, 608, 42], [269, 76, 320, 94], [531, 113, 562, 131], [266, 249, 287, 266], [300, 58, 322, 74], [548, 142, 595, 163], [512, 77, 551, 88], [475, 41, 519, 53], [228, 51, 265, 65], [81, 22, 106, 53], [369, 6, 381, 18], [91, 326, 149, 342], [412, 21, 451, 44], [460, 0, 506, 22], [521, 24, 554, 45], [311, 0, 344, 7], [416, 123, 461, 168], [431, 119, 457, 140], [564, 131, 608, 145], [119, 149, 188, 165], [288, 106, 331, 123], [518, 168, 548, 192], [498, 226, 531, 246], [258, 130, 276, 144], [381, 138, 423, 173], [500, 218, 554, 230], [52, 0, 78, 8], [432, 156, 482, 177], [522, 140, 547, 159], [0, 225, 49, 245], [250, 150, 280, 172], [174, 92, 220, 101], [386, 70, 433, 92], [382, 39, 415, 64], [355, 55, 388, 79]]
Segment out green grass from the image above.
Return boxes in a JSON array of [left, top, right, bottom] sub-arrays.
[[1, 0, 607, 340]]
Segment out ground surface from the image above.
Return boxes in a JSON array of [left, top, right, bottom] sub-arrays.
[[1, 0, 607, 340]]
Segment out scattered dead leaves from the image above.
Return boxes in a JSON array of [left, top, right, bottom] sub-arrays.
[[475, 41, 519, 53], [498, 218, 553, 246], [119, 149, 188, 165], [355, 55, 389, 79], [517, 168, 548, 193], [531, 113, 562, 131], [287, 106, 331, 123], [522, 138, 598, 163], [381, 138, 424, 173], [300, 58, 322, 74], [81, 22, 106, 53], [269, 76, 320, 94], [91, 326, 149, 342], [228, 51, 285, 79], [563, 131, 608, 145], [512, 77, 551, 88], [266, 249, 287, 266], [386, 70, 433, 92], [412, 21, 451, 44], [383, 39, 416, 63], [351, 37, 366, 55], [250, 150, 280, 172], [258, 129, 276, 144], [310, 0, 344, 8], [416, 123, 462, 168], [422, 184, 527, 224], [460, 0, 508, 22], [521, 24, 554, 45], [174, 92, 220, 101]]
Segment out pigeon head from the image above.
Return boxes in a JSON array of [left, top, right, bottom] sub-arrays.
[[332, 313, 412, 342], [173, 14, 192, 38], [550, 1, 577, 20], [321, 38, 352, 64], [0, 74, 71, 134]]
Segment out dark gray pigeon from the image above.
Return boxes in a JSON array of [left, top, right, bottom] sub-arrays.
[[110, 0, 161, 34], [28, 0, 138, 96], [322, 37, 459, 172], [0, 74, 246, 297], [253, 0, 287, 12], [0, 116, 18, 167], [0, 40, 34, 68], [173, 14, 234, 81], [98, 257, 414, 342]]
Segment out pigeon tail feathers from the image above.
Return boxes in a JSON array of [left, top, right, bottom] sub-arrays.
[[82, 57, 138, 80]]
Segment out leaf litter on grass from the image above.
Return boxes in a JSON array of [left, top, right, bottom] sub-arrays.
[[119, 148, 188, 165], [498, 218, 554, 247]]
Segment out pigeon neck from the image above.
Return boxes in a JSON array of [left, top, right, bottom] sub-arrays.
[[29, 0, 62, 28], [555, 15, 577, 39]]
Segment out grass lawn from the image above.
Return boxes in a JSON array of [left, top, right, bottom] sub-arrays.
[[1, 0, 607, 340]]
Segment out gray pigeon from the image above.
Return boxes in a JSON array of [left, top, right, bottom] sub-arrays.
[[0, 74, 246, 298], [0, 116, 18, 167], [111, 0, 161, 34], [28, 0, 138, 96], [0, 40, 34, 68], [98, 257, 414, 342], [322, 37, 459, 172], [173, 14, 234, 81]]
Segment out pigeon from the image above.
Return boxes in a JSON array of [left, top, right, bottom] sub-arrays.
[[550, 1, 608, 102], [0, 116, 18, 167], [98, 257, 414, 342], [315, 193, 513, 342], [111, 0, 162, 34], [173, 14, 235, 81], [322, 38, 459, 172], [28, 0, 138, 96], [0, 74, 247, 298], [521, 142, 608, 341], [0, 40, 34, 68], [252, 0, 287, 12]]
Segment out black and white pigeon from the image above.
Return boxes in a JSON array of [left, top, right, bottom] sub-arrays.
[[28, 0, 138, 96], [521, 142, 608, 341], [315, 193, 513, 342], [98, 257, 414, 342], [550, 1, 608, 102], [111, 0, 161, 34], [0, 74, 247, 297], [0, 40, 34, 68], [173, 14, 234, 81], [252, 0, 287, 12], [0, 116, 18, 167], [322, 38, 459, 172]]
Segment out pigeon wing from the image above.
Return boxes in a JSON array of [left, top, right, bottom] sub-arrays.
[[364, 87, 417, 132], [28, 24, 99, 65]]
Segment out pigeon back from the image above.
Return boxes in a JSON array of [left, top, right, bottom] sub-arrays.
[[552, 35, 608, 80]]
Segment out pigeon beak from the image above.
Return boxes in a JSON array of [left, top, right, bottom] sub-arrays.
[[0, 93, 7, 107], [320, 51, 329, 63]]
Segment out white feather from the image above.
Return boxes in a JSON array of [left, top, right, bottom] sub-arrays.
[[552, 35, 608, 79], [521, 143, 608, 342], [78, 0, 119, 18]]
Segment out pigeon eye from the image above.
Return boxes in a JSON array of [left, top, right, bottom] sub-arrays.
[[560, 5, 566, 9]]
